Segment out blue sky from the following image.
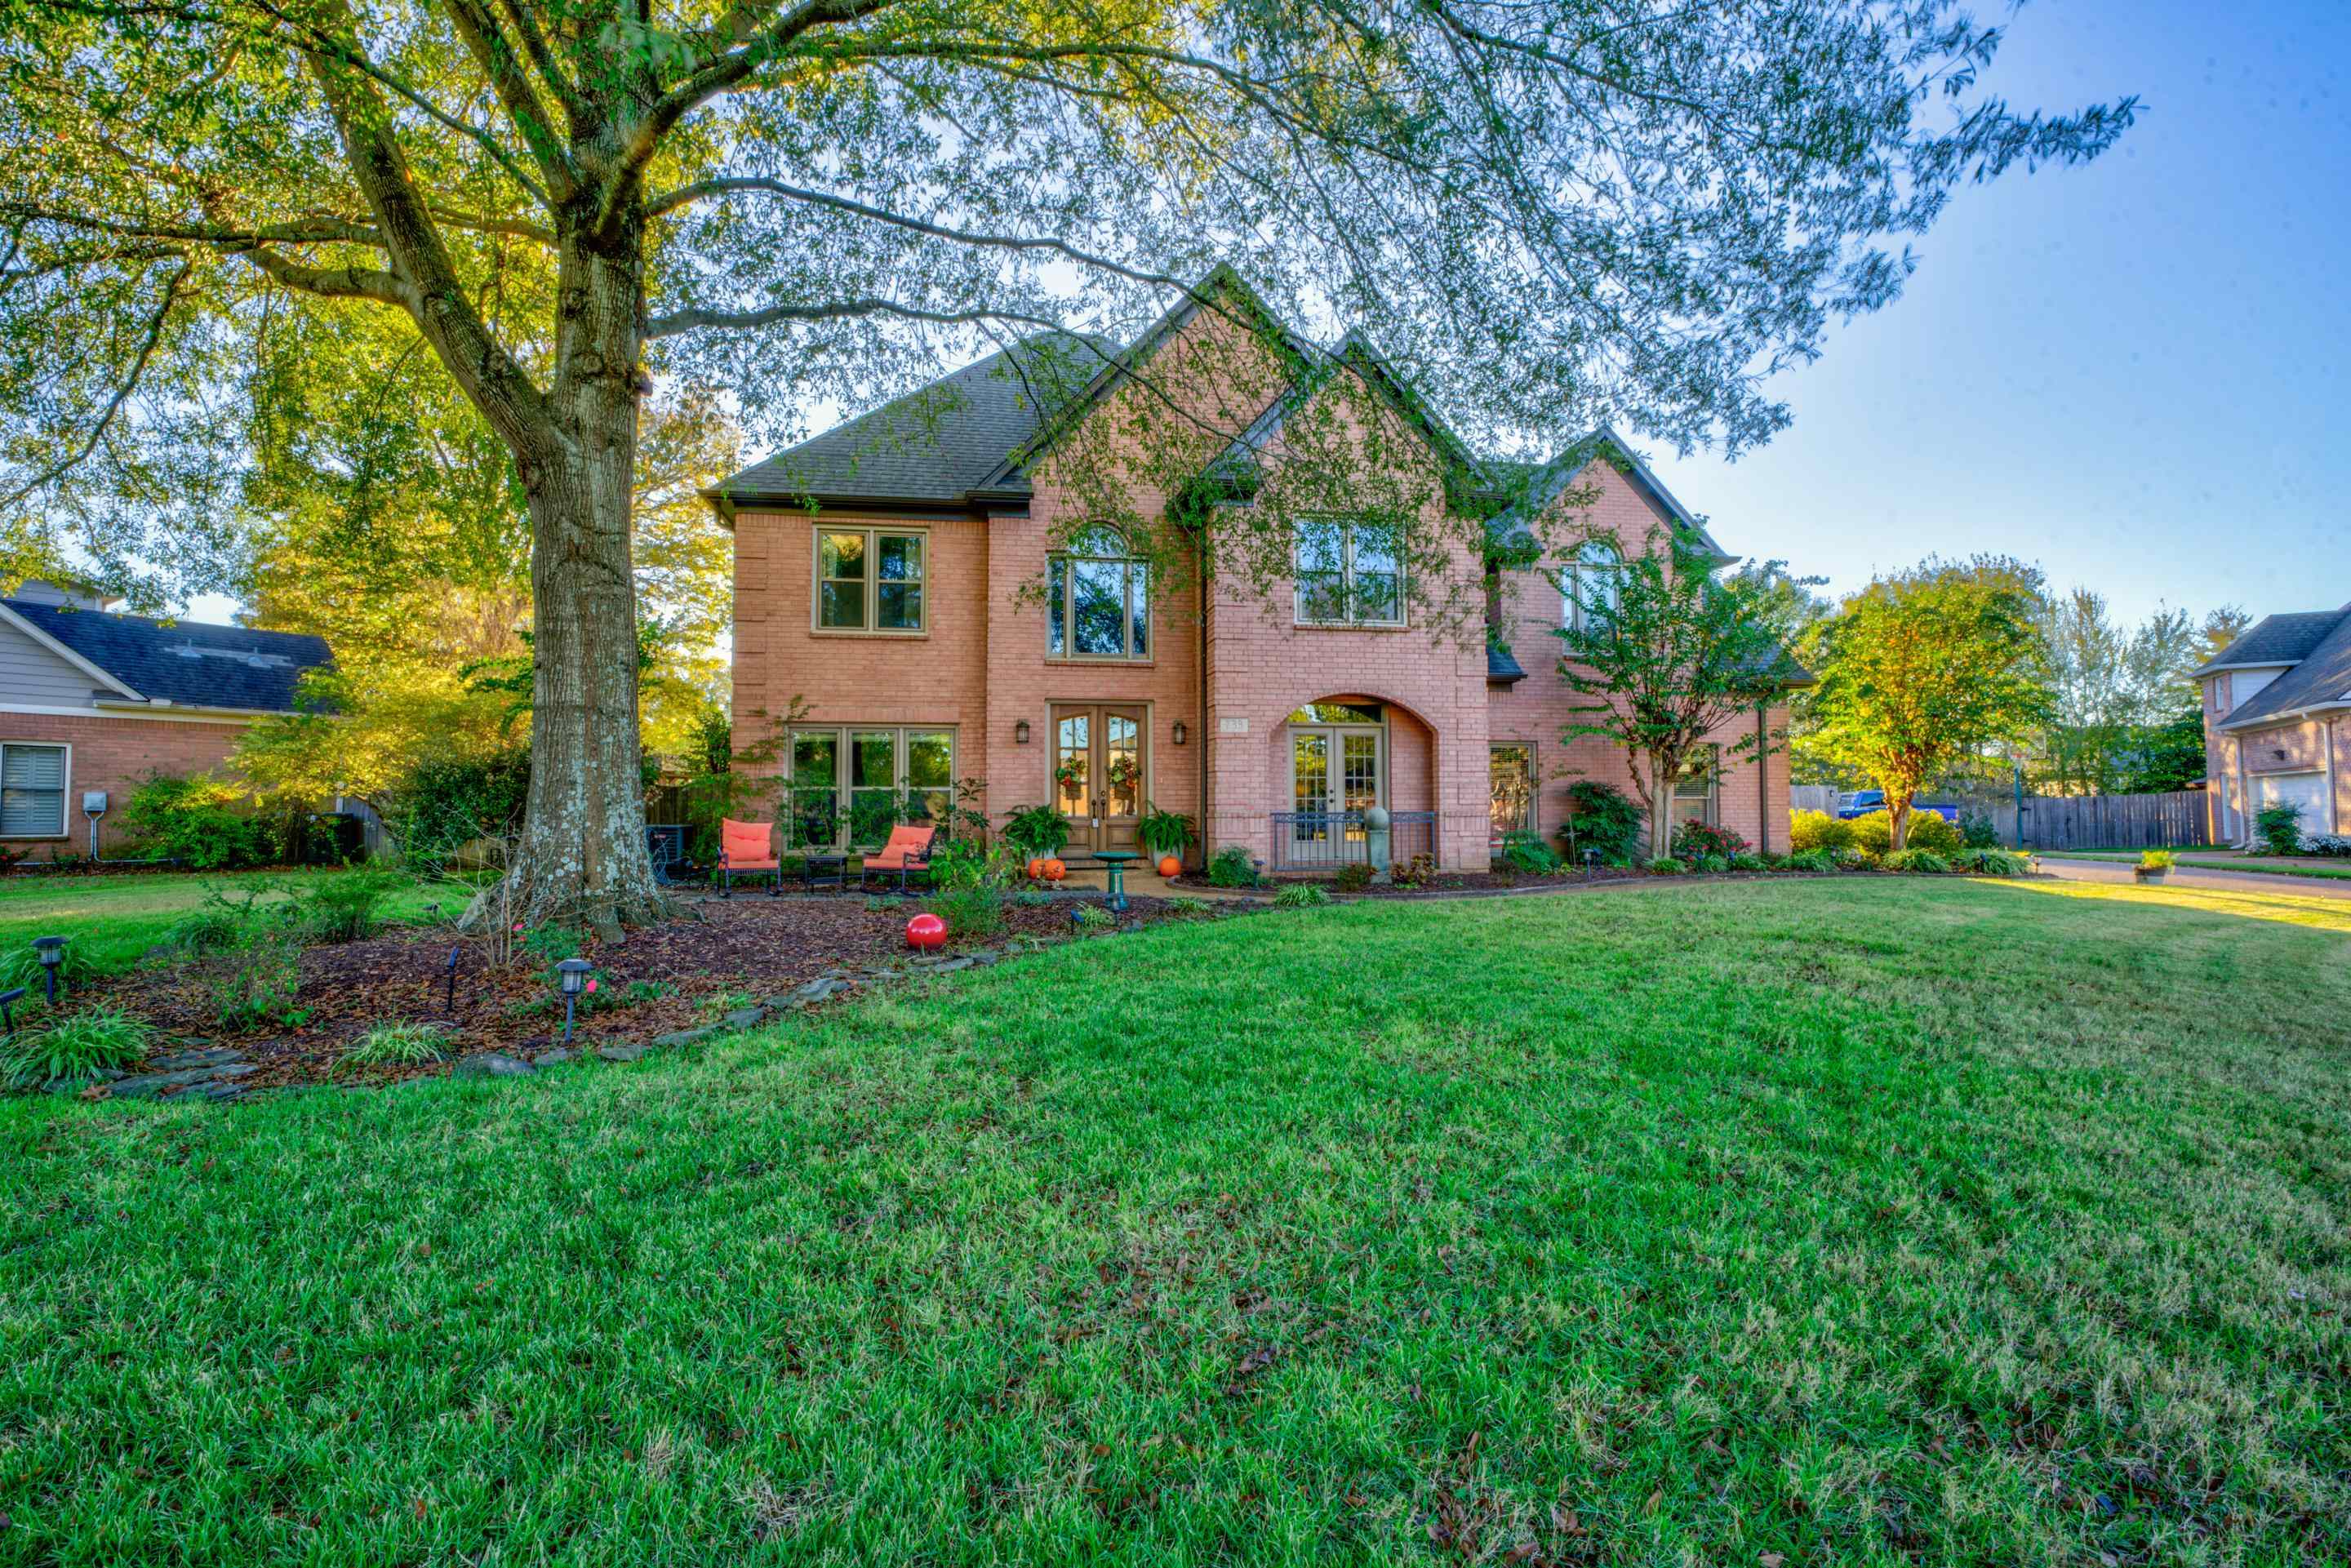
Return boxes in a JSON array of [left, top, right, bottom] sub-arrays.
[[1640, 0, 2351, 627]]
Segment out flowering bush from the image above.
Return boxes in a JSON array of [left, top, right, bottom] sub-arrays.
[[1789, 811, 1853, 853], [1669, 820, 1749, 861]]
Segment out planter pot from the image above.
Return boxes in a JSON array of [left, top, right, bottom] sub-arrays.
[[2134, 868, 2169, 885]]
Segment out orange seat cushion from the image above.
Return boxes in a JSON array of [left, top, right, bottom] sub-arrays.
[[722, 818, 779, 868], [864, 824, 937, 869]]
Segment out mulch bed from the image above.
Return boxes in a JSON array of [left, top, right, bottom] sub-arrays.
[[66, 891, 1187, 1096]]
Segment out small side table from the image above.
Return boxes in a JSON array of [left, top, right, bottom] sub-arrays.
[[1095, 850, 1140, 913], [802, 854, 847, 893]]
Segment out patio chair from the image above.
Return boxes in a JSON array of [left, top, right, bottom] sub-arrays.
[[860, 824, 938, 895], [718, 818, 782, 897]]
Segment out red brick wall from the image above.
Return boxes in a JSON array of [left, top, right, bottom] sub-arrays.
[[1485, 460, 1792, 854], [0, 711, 251, 858]]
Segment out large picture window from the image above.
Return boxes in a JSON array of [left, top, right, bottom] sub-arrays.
[[1293, 517, 1403, 627], [1047, 524, 1149, 660], [814, 527, 926, 633], [785, 727, 953, 849], [0, 743, 67, 837]]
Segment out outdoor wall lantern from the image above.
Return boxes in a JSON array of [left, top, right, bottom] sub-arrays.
[[32, 935, 65, 1004], [1015, 719, 1032, 745], [555, 957, 595, 1046], [1171, 721, 1189, 746]]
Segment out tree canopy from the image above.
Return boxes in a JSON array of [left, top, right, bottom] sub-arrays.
[[0, 0, 2134, 926]]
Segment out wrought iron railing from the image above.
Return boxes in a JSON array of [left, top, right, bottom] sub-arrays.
[[1269, 811, 1436, 873]]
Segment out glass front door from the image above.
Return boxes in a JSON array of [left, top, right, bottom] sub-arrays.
[[1489, 744, 1533, 845], [1051, 704, 1145, 853], [1288, 725, 1383, 850]]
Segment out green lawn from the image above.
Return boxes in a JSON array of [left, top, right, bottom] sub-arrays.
[[0, 869, 456, 975], [2038, 849, 2351, 882], [3, 878, 2348, 1564]]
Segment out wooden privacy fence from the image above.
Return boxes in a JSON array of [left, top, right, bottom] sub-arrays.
[[1991, 790, 2211, 851]]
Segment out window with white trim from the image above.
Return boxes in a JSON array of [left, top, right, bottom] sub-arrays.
[[1047, 524, 1150, 660], [1670, 747, 1718, 830], [814, 527, 926, 633], [1565, 540, 1623, 633], [1294, 517, 1403, 626], [0, 743, 67, 837]]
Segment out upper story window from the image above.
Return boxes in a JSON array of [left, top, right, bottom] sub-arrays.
[[1048, 524, 1149, 660], [1565, 540, 1623, 633], [1294, 517, 1403, 627], [815, 526, 926, 634]]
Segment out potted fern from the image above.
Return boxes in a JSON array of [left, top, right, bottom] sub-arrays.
[[2135, 849, 2175, 885], [1136, 806, 1191, 877]]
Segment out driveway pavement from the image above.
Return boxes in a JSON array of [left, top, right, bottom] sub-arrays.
[[2034, 856, 2351, 900]]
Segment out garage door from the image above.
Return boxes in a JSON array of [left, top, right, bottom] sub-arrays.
[[2251, 771, 2329, 842]]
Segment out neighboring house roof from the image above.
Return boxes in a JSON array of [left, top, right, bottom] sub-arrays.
[[2193, 609, 2349, 677], [713, 331, 1116, 509], [2216, 606, 2351, 731], [0, 599, 333, 713]]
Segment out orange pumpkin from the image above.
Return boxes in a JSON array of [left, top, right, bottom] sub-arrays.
[[1042, 858, 1066, 882], [1157, 855, 1180, 877], [1026, 857, 1047, 881]]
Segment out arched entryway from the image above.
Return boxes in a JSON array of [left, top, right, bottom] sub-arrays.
[[1265, 694, 1438, 871]]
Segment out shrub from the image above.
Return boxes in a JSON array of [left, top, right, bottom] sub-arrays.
[[207, 943, 304, 1028], [120, 771, 278, 869], [1955, 848, 2030, 876], [1904, 813, 1966, 855], [1786, 848, 1835, 873], [1162, 896, 1214, 920], [1884, 848, 1951, 874], [1, 1006, 149, 1091], [1830, 846, 1871, 870], [1959, 811, 2002, 849], [2307, 833, 2351, 858], [1273, 883, 1331, 909], [1670, 820, 1750, 861], [1730, 851, 1770, 872], [1789, 811, 1854, 853], [384, 748, 531, 873], [1847, 811, 1895, 854], [2255, 802, 2304, 855], [1500, 833, 1561, 875], [1560, 781, 1645, 864], [342, 1021, 451, 1068], [1642, 855, 1687, 875], [1136, 806, 1191, 860], [1011, 888, 1053, 908], [1391, 852, 1438, 890], [1332, 860, 1374, 893], [1207, 846, 1259, 888], [296, 867, 402, 944], [2140, 849, 2177, 872], [927, 885, 1003, 939]]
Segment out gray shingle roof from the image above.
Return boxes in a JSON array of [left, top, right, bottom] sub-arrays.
[[713, 333, 1114, 506], [1485, 428, 1731, 562], [5, 599, 331, 713], [2193, 610, 2349, 677], [2218, 609, 2351, 730]]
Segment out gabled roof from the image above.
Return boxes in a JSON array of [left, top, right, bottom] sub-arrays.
[[1486, 428, 1731, 562], [710, 331, 1115, 511], [1, 599, 332, 713], [2193, 609, 2349, 677], [2217, 607, 2351, 731]]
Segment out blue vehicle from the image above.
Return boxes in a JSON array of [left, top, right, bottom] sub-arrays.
[[1836, 790, 1959, 823]]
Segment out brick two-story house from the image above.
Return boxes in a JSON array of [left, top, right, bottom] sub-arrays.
[[2196, 606, 2351, 845], [709, 273, 1793, 873]]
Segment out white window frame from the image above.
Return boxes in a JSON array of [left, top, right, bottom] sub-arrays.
[[784, 726, 956, 850], [1565, 540, 1624, 633], [1292, 517, 1407, 629], [1670, 746, 1718, 830], [1047, 525, 1151, 661], [0, 740, 71, 839], [811, 525, 928, 636]]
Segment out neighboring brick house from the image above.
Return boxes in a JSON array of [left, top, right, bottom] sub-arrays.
[[2196, 606, 2351, 846], [0, 582, 332, 858], [709, 272, 1796, 873]]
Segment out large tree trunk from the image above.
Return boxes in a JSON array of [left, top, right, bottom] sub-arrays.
[[493, 214, 668, 939]]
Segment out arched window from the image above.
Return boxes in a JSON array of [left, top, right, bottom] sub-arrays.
[[1566, 540, 1622, 632], [1049, 525, 1149, 660]]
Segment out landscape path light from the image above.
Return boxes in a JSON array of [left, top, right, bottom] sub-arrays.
[[556, 957, 594, 1046], [32, 935, 65, 1004]]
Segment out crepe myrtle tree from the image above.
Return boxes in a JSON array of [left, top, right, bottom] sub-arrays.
[[1803, 556, 2055, 851], [1547, 520, 1813, 858], [0, 0, 2131, 932]]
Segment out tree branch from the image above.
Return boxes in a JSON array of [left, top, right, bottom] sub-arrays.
[[438, 0, 580, 202], [0, 258, 189, 516], [643, 295, 1054, 339]]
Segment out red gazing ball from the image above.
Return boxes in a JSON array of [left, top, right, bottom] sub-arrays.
[[905, 913, 948, 950]]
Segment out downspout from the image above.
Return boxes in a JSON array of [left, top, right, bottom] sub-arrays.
[[2328, 716, 2341, 836], [1197, 526, 1211, 871], [1755, 704, 1770, 855], [2234, 735, 2251, 847]]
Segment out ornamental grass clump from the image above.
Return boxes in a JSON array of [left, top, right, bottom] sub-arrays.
[[341, 1021, 451, 1069], [2, 1006, 149, 1092], [1273, 883, 1331, 909]]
